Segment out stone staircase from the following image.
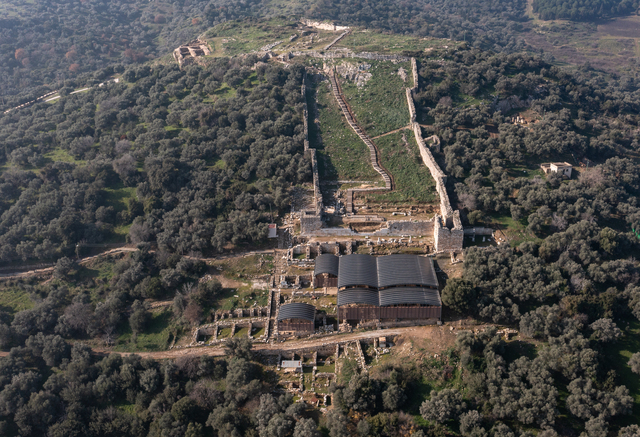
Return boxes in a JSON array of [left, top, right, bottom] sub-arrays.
[[328, 72, 393, 213]]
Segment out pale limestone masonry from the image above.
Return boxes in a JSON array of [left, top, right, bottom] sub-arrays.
[[3, 90, 58, 114], [302, 19, 350, 32], [407, 58, 463, 252], [434, 212, 464, 252], [324, 30, 350, 50], [406, 88, 417, 124], [291, 50, 410, 62], [411, 57, 419, 91], [302, 73, 310, 152], [173, 40, 211, 67]]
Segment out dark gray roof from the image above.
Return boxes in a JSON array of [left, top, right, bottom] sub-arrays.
[[314, 254, 340, 277], [338, 254, 378, 289], [377, 255, 438, 288], [337, 288, 380, 306], [277, 303, 316, 322], [378, 287, 441, 307]]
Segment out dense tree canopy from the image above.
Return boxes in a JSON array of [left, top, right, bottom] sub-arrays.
[[0, 58, 309, 262], [532, 0, 640, 20]]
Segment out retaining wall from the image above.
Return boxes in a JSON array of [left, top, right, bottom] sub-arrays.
[[385, 219, 435, 235], [406, 88, 416, 123], [406, 58, 462, 251], [324, 31, 350, 50], [434, 212, 464, 253], [291, 51, 410, 62], [302, 19, 350, 32], [411, 57, 419, 91], [302, 73, 309, 152]]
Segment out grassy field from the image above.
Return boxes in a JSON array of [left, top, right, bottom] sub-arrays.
[[44, 147, 87, 165], [312, 81, 384, 183], [212, 254, 274, 280], [339, 60, 411, 137], [0, 287, 33, 314], [76, 258, 116, 283], [103, 185, 137, 213], [114, 309, 174, 352], [337, 31, 456, 54], [204, 17, 337, 57], [363, 132, 437, 204]]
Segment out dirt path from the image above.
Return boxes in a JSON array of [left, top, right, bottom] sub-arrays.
[[88, 324, 458, 359], [0, 247, 277, 282], [0, 247, 139, 281], [371, 125, 412, 140]]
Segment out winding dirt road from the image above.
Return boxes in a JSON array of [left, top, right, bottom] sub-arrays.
[[90, 324, 456, 359]]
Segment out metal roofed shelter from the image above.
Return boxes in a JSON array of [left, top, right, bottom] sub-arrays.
[[314, 253, 340, 287], [338, 254, 378, 289], [376, 254, 438, 289], [277, 302, 317, 334], [335, 254, 441, 324]]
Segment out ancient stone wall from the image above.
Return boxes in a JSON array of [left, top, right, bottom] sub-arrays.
[[411, 57, 419, 91], [309, 150, 322, 214], [434, 212, 464, 253], [302, 19, 350, 32], [406, 88, 416, 123], [301, 210, 323, 234], [385, 219, 435, 235], [291, 51, 410, 62], [324, 30, 350, 50], [302, 73, 309, 152], [300, 71, 325, 236], [412, 123, 453, 221], [406, 58, 462, 251]]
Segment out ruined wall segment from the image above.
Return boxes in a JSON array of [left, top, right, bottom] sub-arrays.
[[301, 72, 324, 235], [302, 19, 350, 32], [324, 30, 350, 50], [302, 72, 310, 152], [407, 58, 462, 251], [406, 88, 416, 124]]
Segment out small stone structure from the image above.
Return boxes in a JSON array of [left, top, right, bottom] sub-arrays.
[[302, 19, 350, 32], [541, 162, 572, 178], [173, 40, 211, 67]]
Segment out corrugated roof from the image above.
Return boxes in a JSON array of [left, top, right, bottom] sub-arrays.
[[337, 287, 380, 306], [377, 255, 438, 288], [378, 287, 442, 307], [338, 254, 378, 288], [314, 253, 340, 277], [277, 303, 316, 322]]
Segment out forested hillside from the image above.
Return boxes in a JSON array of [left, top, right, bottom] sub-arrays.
[[0, 59, 309, 262], [1, 0, 531, 105], [307, 0, 528, 52], [0, 0, 270, 100], [532, 0, 640, 20]]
